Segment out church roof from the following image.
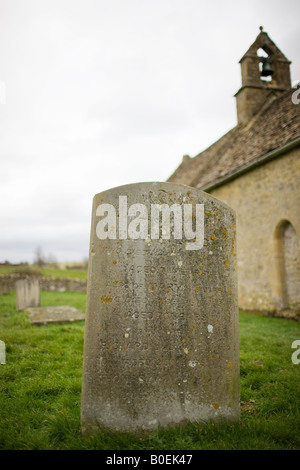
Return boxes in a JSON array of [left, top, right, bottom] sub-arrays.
[[167, 88, 300, 190]]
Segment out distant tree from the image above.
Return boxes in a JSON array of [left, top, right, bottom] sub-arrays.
[[34, 246, 46, 267]]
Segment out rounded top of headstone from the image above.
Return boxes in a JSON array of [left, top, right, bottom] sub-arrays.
[[93, 182, 236, 216]]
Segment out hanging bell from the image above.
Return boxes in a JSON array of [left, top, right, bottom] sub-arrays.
[[261, 59, 274, 77]]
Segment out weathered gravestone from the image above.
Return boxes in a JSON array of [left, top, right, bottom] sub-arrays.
[[0, 341, 5, 365], [81, 182, 239, 432], [16, 278, 40, 311], [0, 277, 10, 295], [24, 306, 85, 325]]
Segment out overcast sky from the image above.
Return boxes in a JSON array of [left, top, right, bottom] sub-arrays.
[[0, 0, 299, 263]]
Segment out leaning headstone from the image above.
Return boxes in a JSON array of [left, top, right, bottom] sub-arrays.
[[81, 182, 239, 432], [0, 341, 5, 365], [16, 278, 40, 310]]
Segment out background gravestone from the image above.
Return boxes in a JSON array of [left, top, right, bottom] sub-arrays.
[[24, 306, 85, 325], [0, 341, 5, 365], [81, 182, 239, 432], [0, 277, 10, 295], [16, 278, 40, 311]]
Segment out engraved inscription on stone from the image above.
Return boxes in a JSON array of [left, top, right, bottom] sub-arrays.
[[81, 182, 239, 432]]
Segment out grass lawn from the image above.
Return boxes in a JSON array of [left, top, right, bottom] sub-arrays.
[[0, 290, 299, 450], [0, 264, 88, 280]]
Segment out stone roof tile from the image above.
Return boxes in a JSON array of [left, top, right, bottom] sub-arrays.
[[168, 89, 300, 188]]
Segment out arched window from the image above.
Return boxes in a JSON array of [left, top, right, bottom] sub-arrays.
[[273, 220, 300, 310]]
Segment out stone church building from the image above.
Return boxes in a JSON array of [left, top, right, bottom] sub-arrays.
[[168, 28, 300, 314]]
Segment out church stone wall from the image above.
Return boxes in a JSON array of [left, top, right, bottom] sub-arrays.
[[208, 148, 300, 313]]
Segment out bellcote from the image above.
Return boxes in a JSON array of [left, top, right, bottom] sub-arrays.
[[235, 27, 291, 125]]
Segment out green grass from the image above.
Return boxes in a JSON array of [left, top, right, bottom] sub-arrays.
[[38, 268, 88, 280], [0, 265, 16, 275], [0, 264, 88, 280], [0, 290, 299, 450]]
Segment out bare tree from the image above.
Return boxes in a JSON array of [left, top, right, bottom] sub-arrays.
[[34, 246, 46, 267]]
